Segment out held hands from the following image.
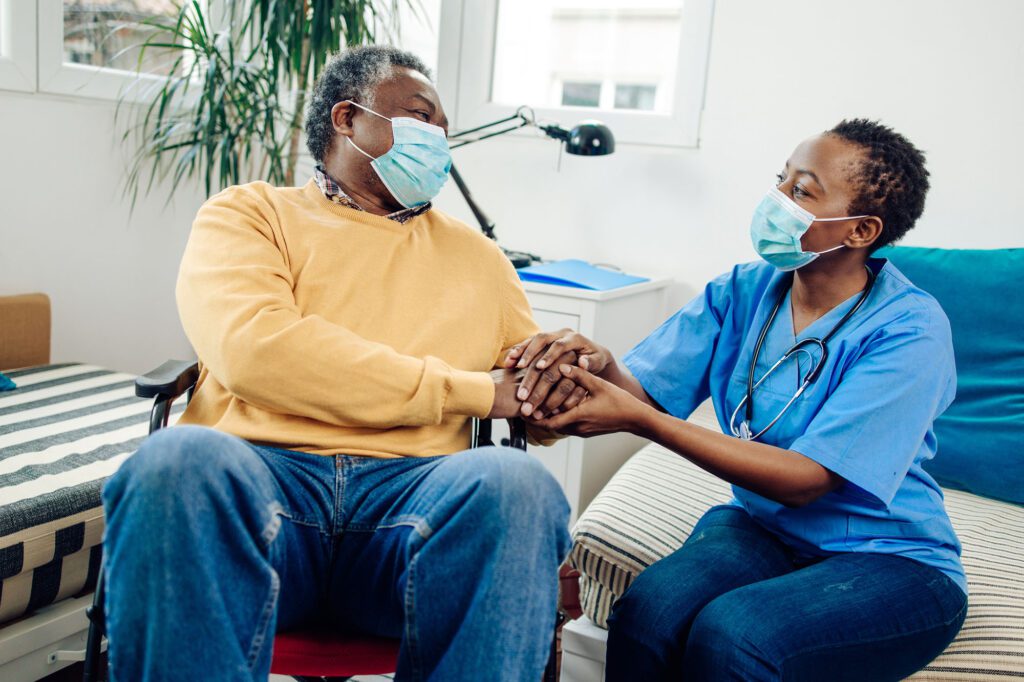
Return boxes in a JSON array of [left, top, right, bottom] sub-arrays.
[[503, 329, 613, 420], [534, 364, 652, 437], [485, 347, 579, 420], [487, 330, 646, 437]]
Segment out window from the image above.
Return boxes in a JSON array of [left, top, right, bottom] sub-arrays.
[[0, 1, 37, 92], [438, 0, 715, 147], [38, 0, 188, 100], [615, 83, 657, 111], [62, 0, 180, 74], [561, 81, 601, 107]]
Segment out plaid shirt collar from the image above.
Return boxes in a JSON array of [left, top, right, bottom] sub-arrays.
[[313, 165, 430, 224]]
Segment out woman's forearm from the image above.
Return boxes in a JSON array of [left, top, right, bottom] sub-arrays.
[[633, 407, 842, 507], [599, 357, 662, 409]]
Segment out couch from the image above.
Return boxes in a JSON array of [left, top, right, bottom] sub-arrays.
[[561, 247, 1024, 680], [0, 293, 166, 680]]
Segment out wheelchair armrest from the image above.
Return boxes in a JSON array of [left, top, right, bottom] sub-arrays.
[[473, 417, 528, 451], [135, 359, 199, 399]]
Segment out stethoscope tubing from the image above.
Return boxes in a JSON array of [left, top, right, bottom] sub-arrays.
[[731, 266, 876, 441]]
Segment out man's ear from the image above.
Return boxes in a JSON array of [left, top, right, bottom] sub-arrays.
[[848, 216, 884, 250], [331, 101, 357, 138]]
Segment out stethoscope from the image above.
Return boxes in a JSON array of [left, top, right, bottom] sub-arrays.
[[729, 266, 876, 441]]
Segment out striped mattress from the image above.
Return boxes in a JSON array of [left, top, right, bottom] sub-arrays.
[[570, 402, 1024, 679], [0, 363, 181, 625]]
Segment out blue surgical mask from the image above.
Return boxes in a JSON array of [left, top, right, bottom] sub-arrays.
[[750, 187, 867, 271], [346, 100, 451, 208]]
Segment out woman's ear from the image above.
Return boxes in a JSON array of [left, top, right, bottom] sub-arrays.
[[848, 216, 884, 249], [331, 101, 357, 138]]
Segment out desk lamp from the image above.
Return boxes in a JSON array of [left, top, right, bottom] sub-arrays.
[[447, 106, 615, 268]]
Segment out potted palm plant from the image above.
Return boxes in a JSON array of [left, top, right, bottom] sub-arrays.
[[115, 0, 420, 205]]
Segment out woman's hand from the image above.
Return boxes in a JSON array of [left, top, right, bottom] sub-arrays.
[[534, 364, 653, 437], [504, 330, 614, 419], [504, 329, 612, 374]]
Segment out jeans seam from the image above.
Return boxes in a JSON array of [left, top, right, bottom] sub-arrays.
[[246, 568, 280, 671], [404, 552, 423, 682], [282, 515, 329, 530], [346, 516, 434, 538], [334, 455, 345, 536], [259, 502, 286, 547]]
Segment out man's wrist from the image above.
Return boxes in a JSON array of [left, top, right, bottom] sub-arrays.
[[598, 355, 623, 382]]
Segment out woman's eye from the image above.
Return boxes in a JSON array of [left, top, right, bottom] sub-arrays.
[[793, 185, 808, 197], [775, 172, 786, 186]]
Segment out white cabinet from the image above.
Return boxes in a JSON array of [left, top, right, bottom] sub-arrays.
[[493, 278, 671, 524]]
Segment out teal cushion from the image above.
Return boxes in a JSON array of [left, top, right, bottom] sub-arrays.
[[876, 246, 1024, 504]]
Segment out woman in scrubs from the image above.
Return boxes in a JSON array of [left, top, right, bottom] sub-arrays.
[[507, 119, 967, 681]]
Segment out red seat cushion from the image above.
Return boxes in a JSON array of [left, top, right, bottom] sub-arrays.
[[270, 630, 400, 676]]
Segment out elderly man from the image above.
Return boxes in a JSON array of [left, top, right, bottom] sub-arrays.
[[101, 45, 576, 681]]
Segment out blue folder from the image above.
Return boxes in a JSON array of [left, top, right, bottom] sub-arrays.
[[517, 259, 649, 291]]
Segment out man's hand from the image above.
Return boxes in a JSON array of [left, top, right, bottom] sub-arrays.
[[534, 364, 653, 437], [487, 369, 524, 419], [504, 330, 612, 419]]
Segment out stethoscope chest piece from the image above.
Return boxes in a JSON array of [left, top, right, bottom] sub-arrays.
[[730, 266, 876, 442]]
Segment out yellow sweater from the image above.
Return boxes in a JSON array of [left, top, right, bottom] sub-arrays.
[[175, 180, 539, 457]]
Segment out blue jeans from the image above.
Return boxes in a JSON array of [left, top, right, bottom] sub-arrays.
[[606, 506, 967, 681], [101, 425, 571, 681]]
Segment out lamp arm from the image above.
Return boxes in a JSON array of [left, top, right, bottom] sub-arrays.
[[449, 112, 528, 140], [448, 106, 537, 149], [449, 119, 532, 150], [445, 105, 578, 268], [538, 123, 569, 142], [450, 164, 497, 241]]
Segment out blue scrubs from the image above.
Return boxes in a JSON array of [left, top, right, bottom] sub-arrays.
[[624, 258, 966, 593]]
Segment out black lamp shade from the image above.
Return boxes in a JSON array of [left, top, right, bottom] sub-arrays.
[[565, 121, 615, 156]]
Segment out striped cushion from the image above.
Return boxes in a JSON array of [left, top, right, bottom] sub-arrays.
[[570, 404, 1024, 679], [0, 363, 181, 625]]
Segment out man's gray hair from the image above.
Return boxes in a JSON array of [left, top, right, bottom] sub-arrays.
[[305, 45, 432, 163]]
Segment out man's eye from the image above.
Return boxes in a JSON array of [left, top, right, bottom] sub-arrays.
[[416, 111, 430, 121]]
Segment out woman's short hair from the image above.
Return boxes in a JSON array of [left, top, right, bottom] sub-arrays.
[[828, 119, 930, 252]]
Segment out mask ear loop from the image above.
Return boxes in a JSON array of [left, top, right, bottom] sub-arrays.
[[345, 99, 392, 122], [343, 100, 392, 160], [813, 214, 870, 222], [347, 137, 375, 160]]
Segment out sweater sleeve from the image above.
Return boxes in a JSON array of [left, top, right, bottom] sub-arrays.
[[176, 186, 495, 428]]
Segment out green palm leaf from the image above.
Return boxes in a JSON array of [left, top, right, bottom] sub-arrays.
[[116, 0, 421, 208]]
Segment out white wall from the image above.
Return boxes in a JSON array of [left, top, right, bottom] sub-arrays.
[[0, 90, 204, 374], [432, 0, 1024, 310], [1, 0, 1022, 373]]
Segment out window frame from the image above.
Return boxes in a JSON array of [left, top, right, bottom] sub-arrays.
[[0, 0, 38, 93], [37, 0, 201, 102], [437, 0, 715, 148]]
